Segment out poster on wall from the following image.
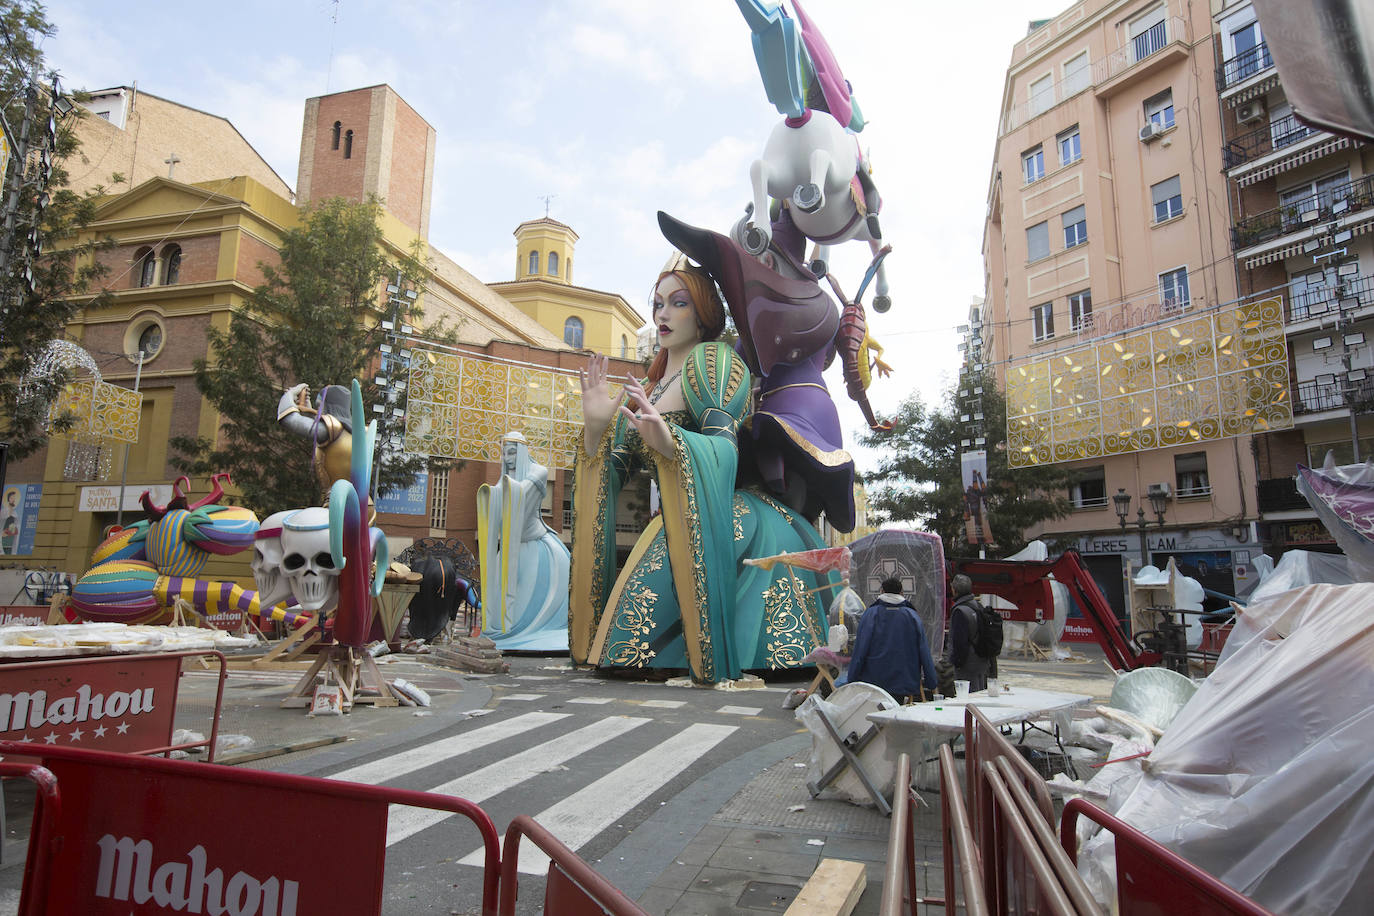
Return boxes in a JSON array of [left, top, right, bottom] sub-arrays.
[[960, 450, 991, 546], [376, 471, 428, 516], [1, 484, 40, 556]]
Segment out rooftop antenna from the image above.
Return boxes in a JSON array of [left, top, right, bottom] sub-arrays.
[[325, 0, 340, 94]]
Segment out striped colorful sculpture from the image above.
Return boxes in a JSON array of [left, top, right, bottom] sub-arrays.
[[70, 474, 309, 629]]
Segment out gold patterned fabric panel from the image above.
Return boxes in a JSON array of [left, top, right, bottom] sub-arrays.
[[405, 350, 611, 469], [601, 534, 668, 668], [50, 379, 142, 443], [761, 573, 817, 667], [1005, 297, 1292, 466]]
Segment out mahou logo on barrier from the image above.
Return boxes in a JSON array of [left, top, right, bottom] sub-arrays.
[[43, 753, 388, 914], [95, 835, 300, 915], [0, 655, 181, 754]]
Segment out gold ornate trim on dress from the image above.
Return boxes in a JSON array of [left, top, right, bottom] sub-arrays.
[[569, 419, 622, 664], [754, 413, 855, 467], [759, 383, 828, 397], [589, 514, 666, 666]]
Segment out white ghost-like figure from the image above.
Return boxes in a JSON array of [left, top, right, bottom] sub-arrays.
[[251, 510, 296, 610], [280, 507, 341, 612]]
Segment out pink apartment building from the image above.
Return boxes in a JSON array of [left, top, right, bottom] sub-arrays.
[[976, 0, 1370, 609]]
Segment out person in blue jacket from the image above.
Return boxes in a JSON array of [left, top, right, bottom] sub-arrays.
[[842, 577, 939, 703]]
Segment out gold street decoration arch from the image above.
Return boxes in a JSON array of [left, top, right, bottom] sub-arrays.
[[1006, 297, 1293, 467]]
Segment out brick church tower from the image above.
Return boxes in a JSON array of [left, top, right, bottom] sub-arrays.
[[296, 85, 437, 239]]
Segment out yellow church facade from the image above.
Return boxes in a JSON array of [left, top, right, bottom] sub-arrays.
[[491, 218, 646, 359]]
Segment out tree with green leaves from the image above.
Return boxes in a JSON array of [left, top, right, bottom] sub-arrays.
[[172, 195, 441, 516], [860, 371, 1075, 558], [0, 1, 114, 459]]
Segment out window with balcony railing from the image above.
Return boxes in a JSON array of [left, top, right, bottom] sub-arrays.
[[1070, 466, 1107, 509], [1174, 451, 1210, 498], [1132, 19, 1168, 62], [1218, 40, 1272, 89], [1232, 173, 1374, 250], [1069, 290, 1093, 332]]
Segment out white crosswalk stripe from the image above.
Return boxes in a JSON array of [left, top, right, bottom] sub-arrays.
[[321, 703, 742, 873], [459, 722, 738, 874], [330, 711, 569, 785], [383, 715, 651, 846]]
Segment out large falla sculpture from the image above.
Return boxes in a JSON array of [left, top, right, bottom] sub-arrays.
[[568, 0, 893, 685]]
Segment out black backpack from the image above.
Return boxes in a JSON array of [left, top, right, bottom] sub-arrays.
[[963, 597, 1004, 658]]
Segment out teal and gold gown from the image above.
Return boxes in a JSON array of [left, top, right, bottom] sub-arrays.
[[570, 342, 840, 683]]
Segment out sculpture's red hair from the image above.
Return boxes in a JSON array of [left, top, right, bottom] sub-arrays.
[[646, 267, 725, 384]]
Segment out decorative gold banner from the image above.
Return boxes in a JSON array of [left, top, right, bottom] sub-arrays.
[[1006, 297, 1293, 467], [403, 351, 619, 469], [49, 379, 142, 444]]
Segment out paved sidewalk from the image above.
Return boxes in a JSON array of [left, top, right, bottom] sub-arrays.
[[616, 643, 1119, 915]]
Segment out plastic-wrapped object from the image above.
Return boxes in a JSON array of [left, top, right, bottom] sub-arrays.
[[827, 586, 866, 654], [1221, 550, 1355, 664], [1107, 667, 1198, 733], [795, 681, 899, 806], [847, 529, 946, 656], [1296, 456, 1374, 580], [1078, 583, 1374, 915]]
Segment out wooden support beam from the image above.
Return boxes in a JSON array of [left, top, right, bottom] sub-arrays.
[[784, 858, 867, 916]]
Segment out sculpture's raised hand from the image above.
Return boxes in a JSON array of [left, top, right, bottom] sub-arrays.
[[579, 353, 623, 453]]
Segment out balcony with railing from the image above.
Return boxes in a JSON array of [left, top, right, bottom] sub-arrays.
[[1293, 372, 1374, 416], [1287, 275, 1374, 324], [1257, 476, 1308, 513], [1222, 113, 1317, 170], [1000, 16, 1186, 132], [1215, 41, 1274, 91], [1231, 173, 1374, 250]]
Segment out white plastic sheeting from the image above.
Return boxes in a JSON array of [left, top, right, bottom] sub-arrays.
[[1220, 550, 1356, 664], [796, 683, 899, 806], [1078, 583, 1374, 915]]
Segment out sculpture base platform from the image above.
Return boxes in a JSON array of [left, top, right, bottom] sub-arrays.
[[280, 644, 403, 710]]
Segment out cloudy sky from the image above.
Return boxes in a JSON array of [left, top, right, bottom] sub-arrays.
[[43, 0, 1046, 473]]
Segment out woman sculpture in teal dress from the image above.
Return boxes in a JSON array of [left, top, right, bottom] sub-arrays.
[[570, 260, 840, 684]]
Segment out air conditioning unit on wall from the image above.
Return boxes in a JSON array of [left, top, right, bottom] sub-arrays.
[[1139, 122, 1161, 142], [1237, 100, 1266, 124]]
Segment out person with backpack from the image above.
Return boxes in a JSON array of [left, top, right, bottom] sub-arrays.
[[945, 573, 1002, 693]]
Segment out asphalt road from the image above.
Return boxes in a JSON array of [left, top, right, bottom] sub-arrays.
[[0, 640, 1118, 915]]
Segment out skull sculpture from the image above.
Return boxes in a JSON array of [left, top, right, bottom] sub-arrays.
[[280, 507, 341, 612], [251, 510, 295, 610]]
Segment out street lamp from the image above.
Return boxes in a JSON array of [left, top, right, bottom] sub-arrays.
[[1114, 486, 1169, 566]]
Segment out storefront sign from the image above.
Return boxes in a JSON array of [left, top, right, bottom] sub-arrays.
[[78, 485, 173, 513], [1077, 527, 1255, 555], [1279, 520, 1334, 546]]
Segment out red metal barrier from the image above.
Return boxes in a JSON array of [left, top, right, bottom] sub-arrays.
[[965, 705, 1054, 840], [0, 741, 502, 915], [0, 762, 60, 916], [1060, 798, 1277, 916], [977, 756, 1087, 915], [877, 753, 921, 916], [0, 650, 227, 762], [498, 814, 649, 916], [936, 744, 988, 916]]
